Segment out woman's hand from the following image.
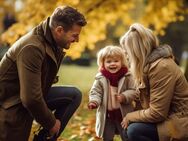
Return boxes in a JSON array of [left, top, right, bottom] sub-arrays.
[[121, 116, 129, 129]]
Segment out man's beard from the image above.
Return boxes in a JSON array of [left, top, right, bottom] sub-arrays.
[[58, 39, 70, 49]]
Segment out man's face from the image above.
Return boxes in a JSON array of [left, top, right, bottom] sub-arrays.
[[55, 24, 82, 49]]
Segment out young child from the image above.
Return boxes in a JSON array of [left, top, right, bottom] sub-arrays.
[[88, 45, 137, 141]]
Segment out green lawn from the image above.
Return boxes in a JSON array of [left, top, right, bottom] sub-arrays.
[[56, 63, 98, 94], [56, 63, 101, 141], [30, 63, 121, 141]]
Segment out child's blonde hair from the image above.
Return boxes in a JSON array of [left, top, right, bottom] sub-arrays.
[[97, 45, 127, 68]]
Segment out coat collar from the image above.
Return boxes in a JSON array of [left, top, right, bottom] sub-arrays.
[[41, 17, 59, 66], [35, 17, 66, 67], [95, 72, 131, 93], [45, 46, 58, 66], [140, 45, 173, 90], [118, 72, 132, 92], [41, 17, 59, 52], [144, 44, 173, 74]]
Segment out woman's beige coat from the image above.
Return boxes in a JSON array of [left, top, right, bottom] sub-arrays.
[[89, 72, 136, 137], [125, 46, 188, 141]]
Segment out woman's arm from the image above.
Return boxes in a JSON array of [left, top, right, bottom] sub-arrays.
[[124, 59, 176, 123]]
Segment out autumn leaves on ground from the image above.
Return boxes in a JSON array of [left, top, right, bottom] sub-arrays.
[[30, 96, 99, 141], [59, 96, 100, 141]]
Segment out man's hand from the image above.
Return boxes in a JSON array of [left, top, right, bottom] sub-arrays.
[[49, 119, 61, 137]]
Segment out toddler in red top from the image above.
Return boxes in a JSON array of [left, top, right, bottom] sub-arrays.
[[88, 45, 137, 141]]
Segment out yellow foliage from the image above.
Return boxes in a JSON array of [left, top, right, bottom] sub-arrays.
[[140, 0, 185, 34], [0, 0, 187, 58]]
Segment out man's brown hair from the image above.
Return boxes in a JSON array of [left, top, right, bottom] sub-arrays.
[[50, 6, 87, 31]]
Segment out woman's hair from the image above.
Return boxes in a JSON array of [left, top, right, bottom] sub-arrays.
[[97, 45, 127, 68], [120, 23, 159, 86], [49, 6, 87, 31]]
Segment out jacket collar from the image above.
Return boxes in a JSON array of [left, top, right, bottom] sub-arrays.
[[41, 17, 58, 52], [42, 17, 59, 66], [35, 17, 65, 66], [95, 72, 129, 93], [141, 45, 173, 90], [144, 44, 173, 74]]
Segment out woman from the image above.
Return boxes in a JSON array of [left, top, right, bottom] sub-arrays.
[[120, 23, 188, 141]]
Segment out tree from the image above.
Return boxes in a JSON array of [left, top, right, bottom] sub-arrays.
[[1, 0, 187, 58]]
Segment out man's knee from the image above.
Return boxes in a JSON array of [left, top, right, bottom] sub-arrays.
[[72, 87, 82, 104], [74, 87, 82, 97]]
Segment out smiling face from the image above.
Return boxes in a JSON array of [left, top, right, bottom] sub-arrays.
[[104, 56, 122, 73], [54, 24, 82, 49]]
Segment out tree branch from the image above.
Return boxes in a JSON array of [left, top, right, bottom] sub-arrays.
[[86, 0, 108, 13]]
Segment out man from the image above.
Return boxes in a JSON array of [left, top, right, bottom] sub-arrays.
[[0, 6, 87, 141]]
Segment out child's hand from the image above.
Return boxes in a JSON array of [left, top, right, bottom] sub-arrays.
[[88, 102, 98, 109], [115, 94, 126, 103]]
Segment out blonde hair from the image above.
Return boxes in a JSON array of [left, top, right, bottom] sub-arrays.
[[97, 45, 127, 68], [120, 23, 159, 86]]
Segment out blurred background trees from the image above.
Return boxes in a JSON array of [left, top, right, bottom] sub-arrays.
[[0, 0, 188, 78], [0, 0, 187, 55]]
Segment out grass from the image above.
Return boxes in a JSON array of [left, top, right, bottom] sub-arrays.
[[30, 62, 121, 141], [56, 63, 98, 140], [56, 62, 98, 94]]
